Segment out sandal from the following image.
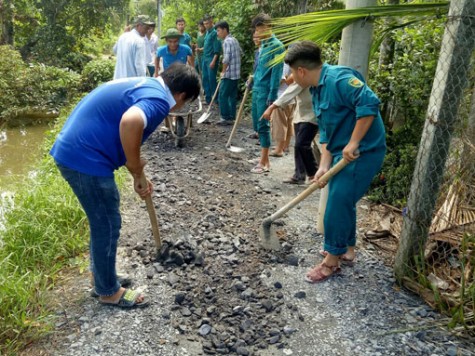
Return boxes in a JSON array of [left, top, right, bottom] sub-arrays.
[[251, 164, 269, 174], [283, 177, 305, 185], [304, 262, 341, 283], [90, 274, 133, 298], [99, 289, 150, 308], [248, 132, 259, 139], [269, 151, 284, 157], [319, 250, 356, 266]]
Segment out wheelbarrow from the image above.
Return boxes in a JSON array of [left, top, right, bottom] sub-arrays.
[[166, 98, 202, 148]]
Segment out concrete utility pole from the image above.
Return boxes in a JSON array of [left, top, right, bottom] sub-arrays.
[[394, 0, 475, 281], [157, 0, 162, 38], [338, 0, 376, 78], [317, 0, 377, 234]]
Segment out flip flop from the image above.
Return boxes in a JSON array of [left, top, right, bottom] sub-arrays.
[[304, 262, 341, 283], [269, 152, 284, 157], [251, 164, 270, 174], [99, 289, 150, 309], [319, 250, 356, 266], [90, 274, 133, 298]]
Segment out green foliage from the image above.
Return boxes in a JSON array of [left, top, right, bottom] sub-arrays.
[[12, 0, 129, 69], [366, 19, 444, 207], [80, 58, 115, 92], [0, 46, 80, 122], [0, 46, 28, 120]]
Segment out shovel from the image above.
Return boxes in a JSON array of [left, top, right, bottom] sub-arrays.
[[140, 174, 161, 249], [259, 157, 351, 250], [197, 80, 221, 124], [226, 76, 253, 153]]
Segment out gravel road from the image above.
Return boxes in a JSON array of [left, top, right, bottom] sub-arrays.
[[26, 109, 475, 356]]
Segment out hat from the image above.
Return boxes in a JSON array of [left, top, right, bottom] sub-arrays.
[[161, 28, 183, 39], [134, 15, 155, 26]]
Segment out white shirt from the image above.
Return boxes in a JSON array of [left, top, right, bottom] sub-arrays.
[[144, 33, 159, 65], [113, 28, 147, 79], [274, 83, 316, 124]]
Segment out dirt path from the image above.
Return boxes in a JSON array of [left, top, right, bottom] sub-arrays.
[[26, 108, 474, 356]]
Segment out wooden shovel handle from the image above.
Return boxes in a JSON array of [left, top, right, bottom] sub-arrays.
[[226, 76, 252, 147], [267, 158, 350, 223], [139, 174, 161, 249], [208, 80, 221, 110]]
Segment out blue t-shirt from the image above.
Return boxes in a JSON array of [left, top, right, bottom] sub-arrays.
[[50, 77, 171, 177], [310, 63, 386, 155], [156, 44, 192, 70]]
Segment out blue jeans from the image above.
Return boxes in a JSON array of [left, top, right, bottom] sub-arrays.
[[56, 163, 121, 296], [202, 59, 218, 104], [219, 78, 238, 120], [251, 90, 271, 148]]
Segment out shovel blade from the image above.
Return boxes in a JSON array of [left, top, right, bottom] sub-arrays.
[[226, 145, 245, 153], [197, 112, 211, 124], [259, 223, 281, 251]]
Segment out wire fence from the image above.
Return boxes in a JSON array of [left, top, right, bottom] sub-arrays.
[[363, 0, 475, 333]]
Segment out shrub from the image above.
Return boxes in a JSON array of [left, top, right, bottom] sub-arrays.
[[367, 20, 444, 207], [0, 45, 28, 119], [80, 58, 115, 92], [0, 46, 81, 122]]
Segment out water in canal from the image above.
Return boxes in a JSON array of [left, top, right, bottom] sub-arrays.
[[0, 124, 50, 228]]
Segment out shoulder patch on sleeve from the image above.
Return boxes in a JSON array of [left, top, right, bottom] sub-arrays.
[[348, 77, 363, 88]]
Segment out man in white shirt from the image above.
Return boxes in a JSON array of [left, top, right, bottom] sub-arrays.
[[144, 23, 158, 76], [113, 15, 154, 79]]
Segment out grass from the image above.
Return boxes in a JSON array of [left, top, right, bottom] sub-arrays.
[[0, 109, 128, 354]]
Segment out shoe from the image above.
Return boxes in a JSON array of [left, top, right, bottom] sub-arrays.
[[217, 118, 234, 126], [283, 177, 305, 185], [304, 262, 341, 283], [251, 164, 270, 174], [99, 289, 150, 309], [248, 133, 259, 139]]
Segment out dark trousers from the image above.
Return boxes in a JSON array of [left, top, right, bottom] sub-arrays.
[[293, 122, 319, 180]]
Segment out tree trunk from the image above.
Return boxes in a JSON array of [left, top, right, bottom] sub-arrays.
[[295, 0, 308, 14], [378, 0, 399, 126], [0, 0, 14, 45]]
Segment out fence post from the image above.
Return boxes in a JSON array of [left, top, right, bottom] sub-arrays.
[[317, 0, 377, 234], [394, 0, 475, 281]]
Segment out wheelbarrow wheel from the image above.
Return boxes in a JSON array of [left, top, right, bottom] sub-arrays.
[[175, 116, 186, 148]]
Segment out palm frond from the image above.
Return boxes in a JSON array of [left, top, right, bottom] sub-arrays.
[[269, 2, 449, 65]]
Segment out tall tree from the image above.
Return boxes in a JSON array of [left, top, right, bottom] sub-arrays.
[[0, 0, 14, 45]]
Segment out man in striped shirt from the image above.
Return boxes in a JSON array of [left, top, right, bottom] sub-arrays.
[[216, 21, 242, 125]]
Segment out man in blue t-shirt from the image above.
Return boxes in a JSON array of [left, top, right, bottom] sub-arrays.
[[50, 64, 200, 308], [154, 28, 193, 76]]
